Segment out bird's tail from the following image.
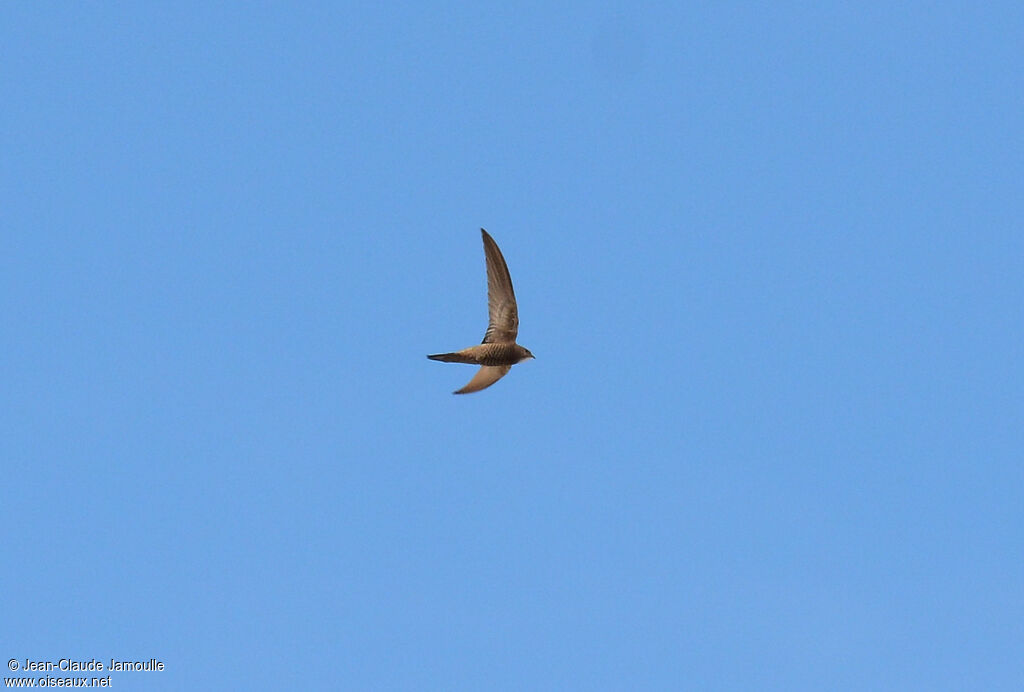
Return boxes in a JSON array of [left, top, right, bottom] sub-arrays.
[[427, 352, 476, 364]]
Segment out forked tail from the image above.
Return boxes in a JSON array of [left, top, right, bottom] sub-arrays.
[[427, 352, 475, 364]]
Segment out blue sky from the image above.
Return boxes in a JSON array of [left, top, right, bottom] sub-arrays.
[[2, 2, 1022, 689]]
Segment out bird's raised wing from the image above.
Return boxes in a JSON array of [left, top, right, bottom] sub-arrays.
[[454, 365, 511, 394], [480, 229, 519, 344]]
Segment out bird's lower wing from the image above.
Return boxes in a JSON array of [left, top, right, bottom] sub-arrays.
[[454, 365, 511, 394]]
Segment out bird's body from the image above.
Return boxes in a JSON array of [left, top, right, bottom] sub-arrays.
[[428, 229, 534, 394], [427, 343, 534, 367]]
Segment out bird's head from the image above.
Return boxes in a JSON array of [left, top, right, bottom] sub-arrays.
[[520, 348, 535, 362]]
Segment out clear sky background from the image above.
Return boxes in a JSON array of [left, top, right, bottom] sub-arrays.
[[2, 2, 1022, 690]]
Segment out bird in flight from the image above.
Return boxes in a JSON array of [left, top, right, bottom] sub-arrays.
[[428, 229, 534, 394]]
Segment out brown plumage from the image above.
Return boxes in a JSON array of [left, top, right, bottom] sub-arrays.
[[428, 229, 534, 394]]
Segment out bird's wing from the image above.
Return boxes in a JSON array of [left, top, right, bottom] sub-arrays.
[[480, 229, 519, 344], [454, 365, 511, 394]]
